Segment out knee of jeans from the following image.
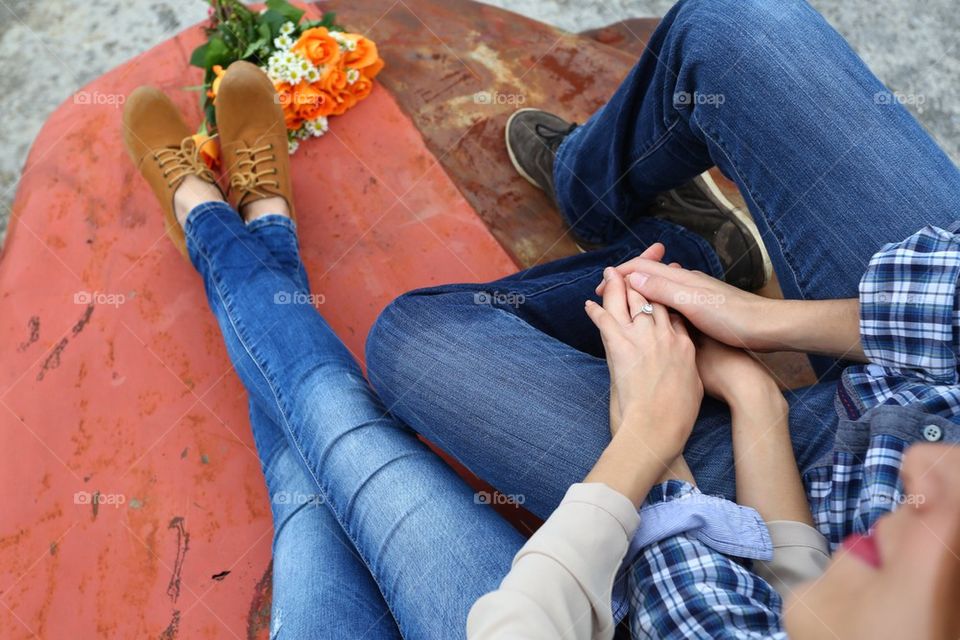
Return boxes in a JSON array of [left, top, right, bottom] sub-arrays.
[[674, 0, 814, 61], [365, 287, 465, 403]]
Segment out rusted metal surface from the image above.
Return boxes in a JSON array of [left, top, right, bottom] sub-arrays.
[[334, 0, 648, 267], [581, 19, 659, 59]]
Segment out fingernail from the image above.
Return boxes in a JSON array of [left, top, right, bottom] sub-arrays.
[[628, 273, 648, 287], [603, 267, 613, 280]]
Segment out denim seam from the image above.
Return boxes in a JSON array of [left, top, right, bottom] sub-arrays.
[[597, 121, 684, 243], [693, 114, 807, 297], [187, 224, 407, 634]]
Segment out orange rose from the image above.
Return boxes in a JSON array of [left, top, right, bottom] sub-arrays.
[[292, 27, 340, 67], [348, 76, 374, 103], [320, 65, 347, 94], [190, 133, 220, 169], [362, 57, 385, 80], [339, 33, 379, 69], [206, 64, 226, 102], [329, 91, 356, 116], [293, 81, 334, 120], [273, 82, 302, 129]]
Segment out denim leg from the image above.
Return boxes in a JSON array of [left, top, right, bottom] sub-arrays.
[[555, 0, 960, 303], [248, 403, 402, 640], [185, 202, 525, 639], [366, 224, 838, 515], [241, 215, 401, 639]]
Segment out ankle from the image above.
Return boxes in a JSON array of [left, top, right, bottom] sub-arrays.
[[242, 196, 290, 222], [174, 176, 225, 227]]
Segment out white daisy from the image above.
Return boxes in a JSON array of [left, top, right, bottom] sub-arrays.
[[295, 56, 313, 74], [305, 67, 321, 83], [287, 66, 304, 83], [288, 139, 300, 154], [305, 116, 329, 137], [346, 68, 360, 85], [274, 34, 294, 50], [279, 22, 296, 36]]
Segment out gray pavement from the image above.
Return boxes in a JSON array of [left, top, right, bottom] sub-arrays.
[[0, 0, 957, 245]]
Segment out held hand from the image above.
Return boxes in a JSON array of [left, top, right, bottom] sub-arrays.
[[694, 332, 779, 406], [596, 258, 775, 352], [585, 268, 703, 461]]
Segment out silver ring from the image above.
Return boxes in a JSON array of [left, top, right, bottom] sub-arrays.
[[633, 303, 655, 320]]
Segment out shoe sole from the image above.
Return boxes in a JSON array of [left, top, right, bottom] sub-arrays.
[[692, 171, 773, 288], [505, 108, 548, 190]]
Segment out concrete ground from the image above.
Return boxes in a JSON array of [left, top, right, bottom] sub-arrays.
[[0, 0, 957, 245]]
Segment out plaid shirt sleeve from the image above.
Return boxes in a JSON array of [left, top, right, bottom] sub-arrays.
[[843, 224, 960, 415], [628, 482, 787, 639]]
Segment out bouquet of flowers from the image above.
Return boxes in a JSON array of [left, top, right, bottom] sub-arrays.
[[189, 0, 384, 164]]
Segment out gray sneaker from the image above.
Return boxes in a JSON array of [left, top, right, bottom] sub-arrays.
[[649, 173, 773, 291], [505, 107, 772, 290], [505, 108, 577, 205]]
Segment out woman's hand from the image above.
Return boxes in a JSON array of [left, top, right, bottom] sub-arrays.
[[585, 268, 703, 459]]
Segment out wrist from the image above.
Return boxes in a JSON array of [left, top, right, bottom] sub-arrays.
[[727, 382, 788, 422], [747, 297, 792, 352], [586, 435, 675, 507]]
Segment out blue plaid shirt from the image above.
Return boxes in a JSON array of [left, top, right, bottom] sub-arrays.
[[628, 225, 960, 638]]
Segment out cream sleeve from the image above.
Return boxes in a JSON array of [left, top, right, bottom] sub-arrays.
[[466, 483, 640, 640]]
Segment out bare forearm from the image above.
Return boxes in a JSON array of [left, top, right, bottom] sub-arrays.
[[586, 430, 679, 508], [729, 384, 814, 525], [753, 298, 865, 361]]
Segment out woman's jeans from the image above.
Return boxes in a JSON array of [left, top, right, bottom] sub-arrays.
[[188, 0, 960, 637], [366, 0, 960, 519], [185, 208, 525, 639]]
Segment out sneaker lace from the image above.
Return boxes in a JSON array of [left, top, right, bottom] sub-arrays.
[[535, 122, 578, 153], [154, 136, 216, 188], [229, 143, 279, 201]]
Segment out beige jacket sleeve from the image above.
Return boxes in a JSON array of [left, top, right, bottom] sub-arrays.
[[753, 520, 831, 598], [466, 483, 640, 640]]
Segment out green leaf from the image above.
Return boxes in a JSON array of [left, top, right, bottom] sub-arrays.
[[196, 35, 233, 69], [259, 9, 287, 37], [265, 0, 305, 24], [189, 42, 209, 68], [241, 35, 268, 59]]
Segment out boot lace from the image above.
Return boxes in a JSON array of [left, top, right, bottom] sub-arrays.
[[229, 143, 279, 201], [535, 122, 578, 153], [154, 136, 216, 187]]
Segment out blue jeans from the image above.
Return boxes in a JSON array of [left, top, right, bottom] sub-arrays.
[[185, 208, 525, 639], [366, 0, 960, 516]]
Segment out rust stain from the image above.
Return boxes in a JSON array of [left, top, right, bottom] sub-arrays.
[[36, 304, 94, 381], [159, 609, 180, 640], [166, 517, 189, 603], [246, 562, 272, 640], [17, 315, 40, 352]]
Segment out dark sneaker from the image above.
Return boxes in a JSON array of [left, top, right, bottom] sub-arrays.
[[650, 173, 772, 290], [506, 108, 771, 290], [505, 108, 576, 204]]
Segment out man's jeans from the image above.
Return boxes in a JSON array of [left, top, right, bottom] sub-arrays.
[[366, 0, 960, 519], [186, 206, 525, 639]]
